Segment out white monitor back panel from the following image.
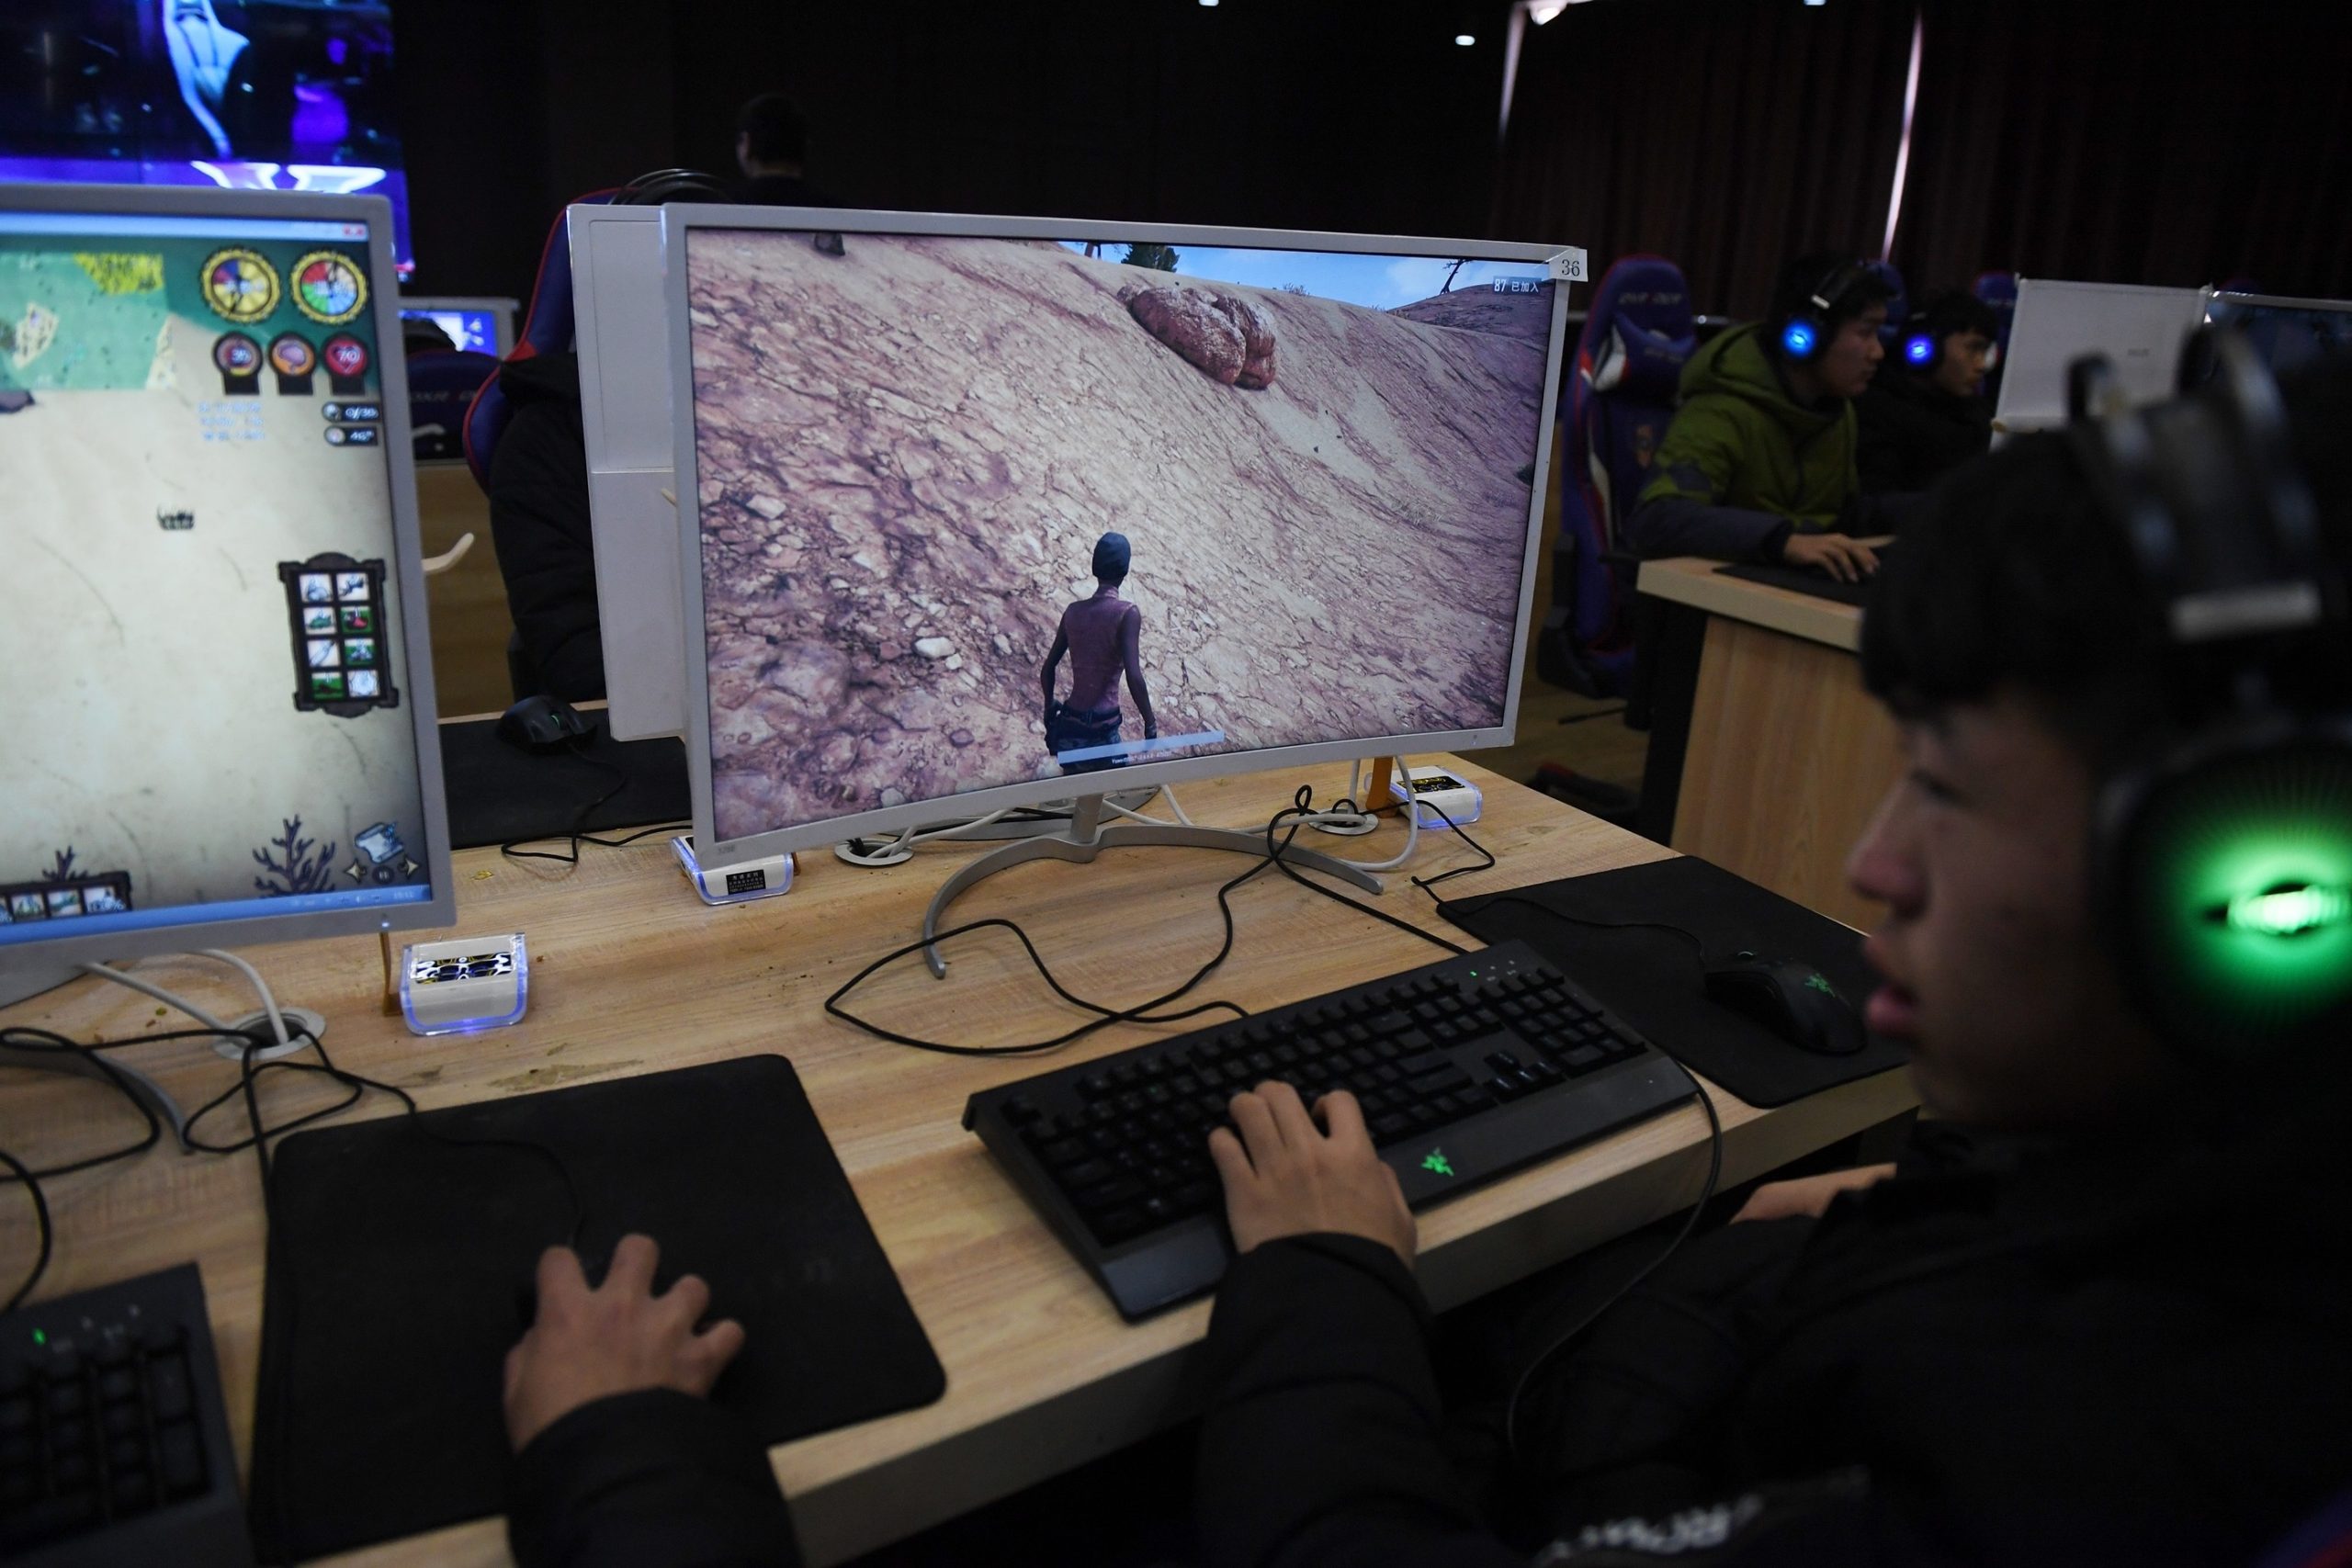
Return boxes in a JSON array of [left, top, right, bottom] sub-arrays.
[[1994, 278, 2209, 435], [570, 203, 687, 739]]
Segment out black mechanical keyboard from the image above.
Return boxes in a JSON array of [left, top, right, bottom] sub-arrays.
[[0, 1263, 254, 1566], [964, 939, 1699, 1319]]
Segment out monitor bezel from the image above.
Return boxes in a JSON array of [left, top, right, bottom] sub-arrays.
[[663, 204, 1573, 864], [0, 181, 458, 970]]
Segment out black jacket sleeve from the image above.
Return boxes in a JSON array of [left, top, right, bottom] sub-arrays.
[[1195, 1234, 1523, 1568], [507, 1388, 800, 1568], [487, 396, 607, 701]]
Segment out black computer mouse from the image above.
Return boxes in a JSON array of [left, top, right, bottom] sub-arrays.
[[1702, 956, 1867, 1056], [497, 694, 595, 752]]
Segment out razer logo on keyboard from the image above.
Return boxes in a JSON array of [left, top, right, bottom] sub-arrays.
[[1421, 1149, 1454, 1178]]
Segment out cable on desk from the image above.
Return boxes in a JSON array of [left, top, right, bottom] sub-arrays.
[[498, 730, 685, 867], [1, 1144, 51, 1314], [827, 784, 1471, 1057]]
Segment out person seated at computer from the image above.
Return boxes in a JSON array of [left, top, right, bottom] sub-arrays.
[[1624, 254, 1893, 583], [1856, 288, 1998, 496], [1041, 532, 1159, 773], [1188, 364, 2352, 1563], [735, 91, 837, 207]]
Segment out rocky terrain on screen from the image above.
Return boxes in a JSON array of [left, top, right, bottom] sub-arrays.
[[686, 233, 1549, 837]]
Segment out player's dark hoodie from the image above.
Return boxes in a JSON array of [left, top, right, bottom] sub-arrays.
[[485, 351, 605, 701]]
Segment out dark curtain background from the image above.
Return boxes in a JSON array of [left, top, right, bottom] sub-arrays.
[[1892, 0, 2352, 302], [394, 0, 1500, 299], [1490, 0, 1915, 317]]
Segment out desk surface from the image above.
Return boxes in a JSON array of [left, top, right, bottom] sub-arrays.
[[1638, 555, 1865, 653], [0, 759, 1915, 1566]]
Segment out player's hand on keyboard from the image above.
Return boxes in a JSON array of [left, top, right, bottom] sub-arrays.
[[1209, 1082, 1416, 1269], [503, 1233, 747, 1451]]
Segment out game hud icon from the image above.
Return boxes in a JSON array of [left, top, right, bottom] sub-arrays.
[[81, 885, 128, 915], [269, 333, 319, 395], [213, 331, 263, 394], [279, 553, 400, 716], [45, 889, 83, 917], [292, 252, 369, 326], [8, 893, 42, 920], [356, 821, 406, 866], [200, 247, 281, 324], [322, 333, 372, 394]]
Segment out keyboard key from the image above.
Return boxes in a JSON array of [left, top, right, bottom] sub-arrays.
[[147, 1359, 193, 1425], [157, 1422, 207, 1497]]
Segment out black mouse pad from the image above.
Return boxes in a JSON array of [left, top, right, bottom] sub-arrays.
[[1438, 856, 1909, 1108], [247, 1055, 945, 1561], [438, 716, 690, 849]]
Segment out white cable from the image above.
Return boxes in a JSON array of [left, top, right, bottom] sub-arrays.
[[832, 807, 1019, 867], [195, 948, 291, 1050], [1322, 756, 1422, 872], [77, 962, 241, 1035], [1310, 758, 1381, 837]]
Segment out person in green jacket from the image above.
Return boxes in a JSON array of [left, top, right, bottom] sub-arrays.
[[1629, 254, 1894, 582]]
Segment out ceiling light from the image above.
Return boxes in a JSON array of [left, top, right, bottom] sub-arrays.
[[1455, 33, 1476, 45], [1527, 0, 1569, 19]]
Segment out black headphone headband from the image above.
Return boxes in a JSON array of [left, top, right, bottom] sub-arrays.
[[1805, 261, 1869, 319], [2071, 332, 2342, 669]]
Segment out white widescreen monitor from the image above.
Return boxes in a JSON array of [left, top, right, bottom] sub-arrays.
[[0, 185, 456, 981], [569, 201, 690, 741], [1993, 277, 2210, 434], [665, 208, 1576, 863]]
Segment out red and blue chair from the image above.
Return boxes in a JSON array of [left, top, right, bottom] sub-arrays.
[[1537, 254, 1696, 699]]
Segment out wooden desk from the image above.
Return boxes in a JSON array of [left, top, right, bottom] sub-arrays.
[[1636, 558, 1903, 931], [0, 759, 1915, 1565]]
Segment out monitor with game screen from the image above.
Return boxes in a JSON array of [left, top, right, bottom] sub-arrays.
[[399, 297, 513, 357], [0, 184, 453, 985], [1992, 278, 2210, 436], [2201, 292, 2352, 378], [666, 209, 1574, 863], [0, 2, 413, 277]]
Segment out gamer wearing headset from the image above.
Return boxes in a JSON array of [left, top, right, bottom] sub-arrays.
[[1185, 344, 2352, 1566], [486, 352, 2352, 1566], [1625, 254, 1896, 583], [1856, 288, 2000, 496]]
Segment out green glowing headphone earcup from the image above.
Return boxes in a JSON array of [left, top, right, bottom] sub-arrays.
[[2099, 731, 2352, 1060]]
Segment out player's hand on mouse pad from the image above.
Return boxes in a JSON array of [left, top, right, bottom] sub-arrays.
[[1210, 1083, 1417, 1269], [1781, 532, 1880, 582], [503, 1233, 746, 1450]]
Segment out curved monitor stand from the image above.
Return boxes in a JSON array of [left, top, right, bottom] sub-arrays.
[[920, 791, 1383, 977]]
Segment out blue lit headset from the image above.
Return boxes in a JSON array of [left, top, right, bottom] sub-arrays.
[[1899, 308, 1940, 372], [1777, 260, 1869, 362], [2070, 331, 2352, 1060]]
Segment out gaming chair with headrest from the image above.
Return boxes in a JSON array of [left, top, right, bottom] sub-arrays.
[[408, 347, 503, 463], [1863, 259, 1908, 351], [1537, 254, 1696, 698], [459, 168, 736, 490]]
